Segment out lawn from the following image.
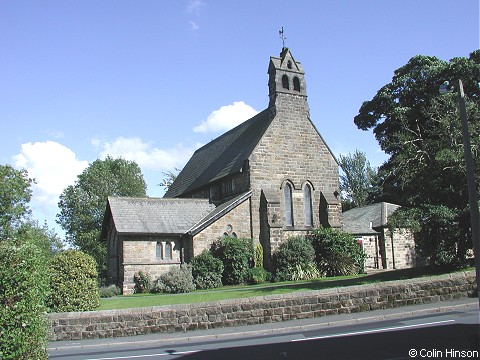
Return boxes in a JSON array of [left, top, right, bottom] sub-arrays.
[[99, 267, 448, 311]]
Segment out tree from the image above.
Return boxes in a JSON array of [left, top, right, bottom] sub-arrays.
[[14, 220, 63, 257], [57, 156, 147, 275], [158, 167, 181, 192], [338, 150, 376, 210], [0, 164, 34, 238], [354, 50, 480, 268]]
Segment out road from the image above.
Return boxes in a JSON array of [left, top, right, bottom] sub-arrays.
[[49, 298, 479, 360]]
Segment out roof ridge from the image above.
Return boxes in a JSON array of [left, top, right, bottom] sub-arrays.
[[165, 107, 273, 198], [192, 108, 269, 154], [188, 190, 252, 235], [108, 196, 213, 203]]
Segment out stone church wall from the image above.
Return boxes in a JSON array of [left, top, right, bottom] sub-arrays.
[[249, 93, 341, 262], [122, 237, 182, 294], [356, 228, 416, 271], [192, 198, 253, 257], [384, 228, 416, 269], [356, 234, 381, 269], [187, 171, 250, 203]]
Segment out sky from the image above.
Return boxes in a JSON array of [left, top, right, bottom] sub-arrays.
[[1, 0, 479, 238]]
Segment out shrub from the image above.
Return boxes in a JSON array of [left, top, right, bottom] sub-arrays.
[[99, 285, 121, 298], [190, 250, 224, 290], [291, 262, 321, 281], [254, 243, 263, 268], [273, 236, 316, 282], [48, 250, 100, 312], [0, 241, 49, 359], [211, 237, 254, 285], [133, 271, 151, 294], [152, 265, 195, 294], [309, 227, 366, 277], [246, 267, 271, 284]]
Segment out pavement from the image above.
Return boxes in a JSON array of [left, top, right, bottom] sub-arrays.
[[48, 297, 480, 351]]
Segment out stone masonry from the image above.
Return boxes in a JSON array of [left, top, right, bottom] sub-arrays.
[[49, 270, 476, 341], [191, 198, 253, 257]]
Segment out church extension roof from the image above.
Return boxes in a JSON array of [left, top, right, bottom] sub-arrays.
[[164, 108, 273, 198], [342, 202, 400, 235], [105, 197, 216, 235], [188, 190, 252, 236]]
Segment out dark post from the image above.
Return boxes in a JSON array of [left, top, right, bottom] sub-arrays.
[[456, 79, 480, 308]]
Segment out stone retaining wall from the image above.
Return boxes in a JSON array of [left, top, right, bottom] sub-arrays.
[[49, 271, 476, 341]]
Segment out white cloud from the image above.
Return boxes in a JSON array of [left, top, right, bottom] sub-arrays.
[[187, 0, 205, 14], [43, 129, 65, 139], [94, 136, 199, 171], [193, 101, 259, 133], [12, 141, 89, 236], [189, 21, 200, 30], [13, 141, 88, 208]]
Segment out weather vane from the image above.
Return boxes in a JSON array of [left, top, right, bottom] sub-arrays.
[[279, 27, 287, 49]]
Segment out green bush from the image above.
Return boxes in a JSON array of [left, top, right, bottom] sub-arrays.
[[152, 265, 195, 294], [0, 241, 49, 359], [190, 250, 224, 290], [254, 243, 263, 268], [48, 250, 100, 312], [133, 271, 151, 294], [291, 262, 321, 281], [309, 227, 366, 276], [99, 284, 121, 298], [246, 267, 271, 284], [273, 236, 316, 282], [212, 237, 254, 285]]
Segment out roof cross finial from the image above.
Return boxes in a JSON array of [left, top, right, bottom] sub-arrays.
[[279, 27, 287, 49]]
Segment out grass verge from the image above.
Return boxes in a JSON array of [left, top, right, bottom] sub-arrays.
[[98, 267, 459, 311]]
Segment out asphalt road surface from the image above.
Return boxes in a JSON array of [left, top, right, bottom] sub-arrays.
[[49, 298, 480, 360]]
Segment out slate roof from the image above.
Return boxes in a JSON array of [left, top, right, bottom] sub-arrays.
[[189, 191, 252, 235], [342, 202, 400, 235], [106, 197, 216, 235], [164, 108, 273, 198]]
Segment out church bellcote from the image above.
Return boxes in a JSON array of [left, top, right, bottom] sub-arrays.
[[268, 47, 307, 108]]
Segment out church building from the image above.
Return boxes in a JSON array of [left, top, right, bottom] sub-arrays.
[[101, 48, 342, 294]]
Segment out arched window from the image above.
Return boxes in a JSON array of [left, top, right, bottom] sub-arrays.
[[287, 60, 292, 69], [304, 184, 313, 227], [284, 183, 294, 227], [165, 242, 172, 260], [282, 75, 289, 90], [156, 241, 163, 260], [293, 76, 300, 91]]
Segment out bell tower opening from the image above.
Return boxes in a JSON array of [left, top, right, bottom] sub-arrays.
[[268, 47, 307, 108]]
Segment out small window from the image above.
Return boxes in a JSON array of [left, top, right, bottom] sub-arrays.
[[282, 75, 289, 90], [284, 183, 294, 227], [293, 77, 300, 91], [156, 241, 163, 260], [304, 184, 313, 227], [165, 242, 173, 260], [287, 60, 292, 69]]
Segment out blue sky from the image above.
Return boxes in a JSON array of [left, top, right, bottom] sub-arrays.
[[1, 0, 479, 237]]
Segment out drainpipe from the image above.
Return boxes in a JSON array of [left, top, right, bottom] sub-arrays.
[[374, 235, 379, 269], [382, 202, 396, 269], [179, 235, 184, 264], [390, 231, 396, 269]]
